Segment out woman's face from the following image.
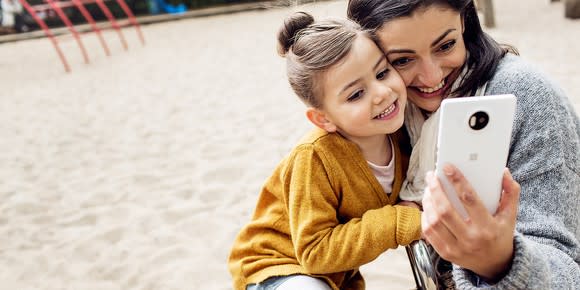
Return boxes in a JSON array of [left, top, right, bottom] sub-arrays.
[[376, 6, 467, 113]]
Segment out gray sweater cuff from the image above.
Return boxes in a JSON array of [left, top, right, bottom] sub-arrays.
[[453, 233, 531, 289]]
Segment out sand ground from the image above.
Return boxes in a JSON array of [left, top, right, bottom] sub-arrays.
[[0, 0, 578, 289]]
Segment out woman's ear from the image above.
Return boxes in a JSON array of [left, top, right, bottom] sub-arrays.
[[306, 108, 337, 132]]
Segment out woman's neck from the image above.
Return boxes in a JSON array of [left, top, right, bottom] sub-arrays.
[[356, 135, 392, 166], [421, 108, 432, 119]]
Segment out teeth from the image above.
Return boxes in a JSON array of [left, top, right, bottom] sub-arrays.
[[374, 103, 396, 119], [418, 79, 445, 93]]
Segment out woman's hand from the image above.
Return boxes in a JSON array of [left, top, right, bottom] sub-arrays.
[[421, 164, 521, 283]]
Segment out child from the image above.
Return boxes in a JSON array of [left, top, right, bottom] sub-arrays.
[[228, 12, 422, 290]]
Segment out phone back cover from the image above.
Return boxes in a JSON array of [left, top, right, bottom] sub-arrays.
[[435, 94, 516, 217]]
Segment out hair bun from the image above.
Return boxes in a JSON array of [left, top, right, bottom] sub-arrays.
[[277, 11, 315, 56]]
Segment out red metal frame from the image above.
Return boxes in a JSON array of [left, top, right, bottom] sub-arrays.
[[71, 0, 111, 56], [45, 0, 90, 64], [18, 0, 71, 72], [18, 0, 146, 72], [115, 0, 145, 45], [94, 0, 129, 50]]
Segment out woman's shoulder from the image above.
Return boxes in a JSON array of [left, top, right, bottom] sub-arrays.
[[488, 55, 579, 179], [489, 54, 554, 89], [487, 54, 569, 107]]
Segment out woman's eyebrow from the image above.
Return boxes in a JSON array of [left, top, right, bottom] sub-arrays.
[[386, 48, 413, 55], [431, 29, 456, 47], [385, 28, 457, 56]]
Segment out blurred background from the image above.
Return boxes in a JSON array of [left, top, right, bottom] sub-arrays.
[[0, 0, 274, 34], [0, 0, 578, 289]]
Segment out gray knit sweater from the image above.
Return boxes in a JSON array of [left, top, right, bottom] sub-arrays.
[[452, 54, 580, 289]]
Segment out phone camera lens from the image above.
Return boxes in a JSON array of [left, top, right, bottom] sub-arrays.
[[469, 111, 489, 130]]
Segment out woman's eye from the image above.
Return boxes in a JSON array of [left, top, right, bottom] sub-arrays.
[[439, 40, 456, 52], [347, 90, 363, 102], [391, 57, 411, 67], [376, 69, 389, 80]]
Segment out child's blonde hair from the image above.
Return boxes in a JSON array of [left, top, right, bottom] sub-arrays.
[[277, 12, 369, 109]]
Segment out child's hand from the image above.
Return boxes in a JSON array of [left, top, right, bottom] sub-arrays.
[[397, 200, 422, 210]]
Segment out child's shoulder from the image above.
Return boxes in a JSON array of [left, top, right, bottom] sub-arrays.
[[286, 128, 365, 167], [295, 128, 348, 150]]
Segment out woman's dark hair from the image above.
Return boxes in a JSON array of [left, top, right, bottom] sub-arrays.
[[277, 12, 368, 108], [347, 0, 517, 97]]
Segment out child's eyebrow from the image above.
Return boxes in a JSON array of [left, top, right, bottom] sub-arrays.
[[373, 55, 386, 70], [339, 55, 385, 96]]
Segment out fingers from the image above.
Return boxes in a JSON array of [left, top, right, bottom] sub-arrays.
[[425, 171, 467, 231], [421, 183, 458, 256], [442, 164, 490, 223], [496, 168, 521, 220], [421, 171, 464, 256]]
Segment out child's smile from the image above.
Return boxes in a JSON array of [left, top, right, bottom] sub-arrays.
[[373, 100, 400, 120]]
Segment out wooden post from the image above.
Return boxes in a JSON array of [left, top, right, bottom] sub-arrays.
[[565, 0, 580, 18], [479, 0, 496, 28]]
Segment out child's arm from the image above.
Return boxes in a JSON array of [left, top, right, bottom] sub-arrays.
[[285, 147, 421, 274], [397, 200, 422, 210]]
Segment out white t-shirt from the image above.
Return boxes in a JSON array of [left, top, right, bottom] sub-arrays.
[[367, 137, 395, 194]]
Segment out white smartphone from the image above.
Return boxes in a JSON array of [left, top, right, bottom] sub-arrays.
[[435, 94, 516, 218]]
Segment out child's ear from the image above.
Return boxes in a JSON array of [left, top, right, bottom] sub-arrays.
[[306, 108, 337, 132]]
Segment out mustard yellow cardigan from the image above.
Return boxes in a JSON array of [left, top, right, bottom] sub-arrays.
[[228, 128, 422, 290]]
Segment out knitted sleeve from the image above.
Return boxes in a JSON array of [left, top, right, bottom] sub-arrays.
[[452, 55, 580, 289], [283, 145, 421, 274]]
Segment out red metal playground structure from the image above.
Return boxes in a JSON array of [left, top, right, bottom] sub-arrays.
[[18, 0, 145, 72]]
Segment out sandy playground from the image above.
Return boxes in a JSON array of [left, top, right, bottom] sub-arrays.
[[0, 0, 578, 289]]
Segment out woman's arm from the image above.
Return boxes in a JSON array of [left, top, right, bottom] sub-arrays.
[[438, 165, 580, 289], [428, 55, 580, 289]]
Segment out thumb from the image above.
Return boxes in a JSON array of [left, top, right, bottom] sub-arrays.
[[496, 168, 520, 220]]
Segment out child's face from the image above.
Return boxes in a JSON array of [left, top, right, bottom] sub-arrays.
[[318, 35, 407, 144]]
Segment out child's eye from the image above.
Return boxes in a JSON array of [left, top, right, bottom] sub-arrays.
[[347, 90, 363, 102], [391, 57, 412, 67], [439, 40, 456, 52], [376, 68, 389, 80]]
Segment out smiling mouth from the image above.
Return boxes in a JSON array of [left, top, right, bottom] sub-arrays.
[[417, 79, 446, 93], [373, 101, 397, 119]]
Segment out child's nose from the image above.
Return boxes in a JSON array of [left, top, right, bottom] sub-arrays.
[[373, 84, 392, 104]]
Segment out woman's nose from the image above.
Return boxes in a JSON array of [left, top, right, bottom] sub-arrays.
[[417, 58, 443, 88]]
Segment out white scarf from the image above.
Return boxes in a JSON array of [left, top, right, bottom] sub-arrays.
[[399, 66, 487, 203]]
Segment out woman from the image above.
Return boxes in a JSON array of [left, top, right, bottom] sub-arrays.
[[348, 0, 579, 289]]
